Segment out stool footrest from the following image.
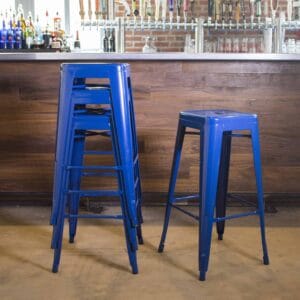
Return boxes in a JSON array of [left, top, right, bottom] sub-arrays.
[[230, 133, 251, 138], [71, 88, 111, 105], [214, 210, 259, 222], [67, 190, 121, 197], [172, 204, 199, 221], [65, 213, 123, 220], [185, 132, 251, 138], [82, 171, 118, 177], [172, 194, 199, 203], [185, 131, 200, 135], [76, 129, 112, 139], [67, 165, 121, 171], [172, 204, 259, 223], [84, 150, 113, 155]]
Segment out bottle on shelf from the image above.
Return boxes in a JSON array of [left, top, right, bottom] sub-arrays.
[[34, 15, 44, 47], [53, 12, 62, 34], [74, 30, 81, 49], [0, 19, 7, 49], [103, 29, 109, 52], [108, 29, 115, 52], [25, 12, 35, 49], [43, 10, 52, 49], [14, 20, 22, 49], [6, 19, 14, 49]]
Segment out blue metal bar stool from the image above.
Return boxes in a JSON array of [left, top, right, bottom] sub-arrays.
[[50, 63, 143, 274], [158, 110, 269, 281]]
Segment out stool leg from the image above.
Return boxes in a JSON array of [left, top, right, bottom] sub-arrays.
[[50, 88, 73, 225], [52, 195, 67, 273], [68, 134, 85, 243], [251, 124, 270, 265], [110, 71, 140, 227], [136, 178, 144, 245], [128, 79, 144, 244], [50, 164, 66, 249], [158, 121, 186, 253], [121, 203, 139, 274], [216, 131, 232, 240], [51, 125, 75, 272], [51, 129, 74, 248], [199, 126, 223, 281], [110, 116, 139, 273]]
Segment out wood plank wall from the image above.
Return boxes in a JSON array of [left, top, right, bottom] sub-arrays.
[[0, 60, 299, 202]]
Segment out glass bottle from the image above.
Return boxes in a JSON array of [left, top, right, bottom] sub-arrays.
[[43, 10, 52, 49], [53, 12, 61, 34], [14, 20, 22, 49], [108, 29, 115, 52], [34, 15, 43, 46], [103, 29, 108, 52], [25, 12, 34, 49], [6, 20, 14, 49], [0, 20, 7, 49]]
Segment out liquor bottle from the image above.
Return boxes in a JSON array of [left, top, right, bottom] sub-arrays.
[[53, 12, 61, 34], [0, 20, 7, 49], [43, 10, 52, 48], [0, 15, 3, 49], [45, 10, 50, 32], [25, 12, 35, 49], [103, 29, 108, 52], [12, 11, 17, 29], [14, 20, 22, 49], [6, 20, 14, 49], [74, 30, 81, 49], [108, 29, 115, 52], [34, 16, 43, 45]]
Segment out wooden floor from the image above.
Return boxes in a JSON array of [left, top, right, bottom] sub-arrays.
[[0, 205, 299, 299]]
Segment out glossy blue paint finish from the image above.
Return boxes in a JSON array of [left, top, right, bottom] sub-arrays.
[[158, 109, 269, 281], [50, 63, 143, 274]]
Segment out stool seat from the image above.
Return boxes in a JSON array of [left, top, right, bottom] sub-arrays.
[[158, 109, 269, 281], [180, 110, 258, 129]]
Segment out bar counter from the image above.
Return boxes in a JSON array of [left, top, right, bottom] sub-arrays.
[[0, 52, 299, 203], [0, 52, 300, 61]]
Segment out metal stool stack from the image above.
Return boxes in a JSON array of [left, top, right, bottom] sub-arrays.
[[158, 110, 269, 281], [50, 63, 143, 274]]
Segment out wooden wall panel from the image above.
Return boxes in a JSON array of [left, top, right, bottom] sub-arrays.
[[0, 60, 299, 201]]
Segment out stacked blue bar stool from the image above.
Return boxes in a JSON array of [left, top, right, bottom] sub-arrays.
[[50, 63, 143, 274], [158, 110, 269, 281]]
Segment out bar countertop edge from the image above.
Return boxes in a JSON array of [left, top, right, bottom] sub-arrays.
[[0, 52, 300, 61]]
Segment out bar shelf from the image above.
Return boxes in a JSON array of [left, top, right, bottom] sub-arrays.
[[79, 16, 300, 54]]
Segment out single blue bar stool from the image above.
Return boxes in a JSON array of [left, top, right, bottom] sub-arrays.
[[158, 110, 269, 281], [50, 63, 143, 274]]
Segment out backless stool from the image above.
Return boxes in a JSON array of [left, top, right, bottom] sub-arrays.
[[158, 110, 269, 281], [50, 63, 143, 274]]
